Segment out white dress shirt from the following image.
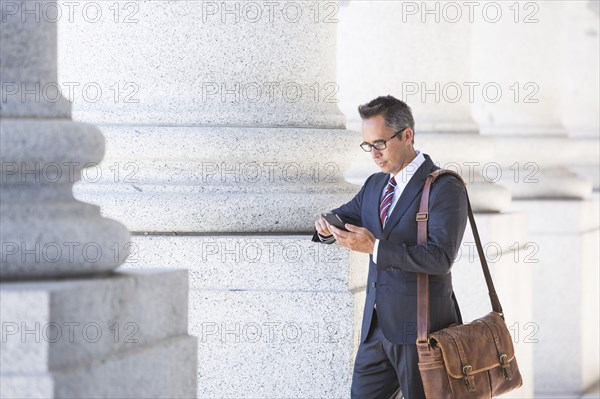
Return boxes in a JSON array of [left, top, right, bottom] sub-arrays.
[[372, 150, 425, 264], [318, 150, 426, 258]]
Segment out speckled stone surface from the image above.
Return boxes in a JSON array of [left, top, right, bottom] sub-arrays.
[[55, 1, 362, 232], [0, 2, 130, 278], [0, 123, 131, 279], [0, 0, 70, 118], [57, 0, 344, 127], [73, 125, 360, 232], [124, 235, 353, 292], [1, 5, 197, 397], [52, 334, 197, 399], [122, 213, 533, 398], [0, 269, 197, 398], [2, 335, 197, 399], [190, 290, 352, 398], [123, 235, 362, 398]]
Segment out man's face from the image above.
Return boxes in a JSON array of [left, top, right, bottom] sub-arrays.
[[361, 114, 415, 175]]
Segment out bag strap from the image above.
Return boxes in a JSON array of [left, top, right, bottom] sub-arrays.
[[416, 169, 504, 344]]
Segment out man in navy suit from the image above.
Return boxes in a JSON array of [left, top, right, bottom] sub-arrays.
[[313, 96, 468, 399]]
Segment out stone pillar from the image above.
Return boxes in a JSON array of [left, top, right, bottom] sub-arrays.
[[58, 1, 357, 233], [57, 1, 357, 397], [0, 0, 127, 278], [450, 212, 534, 399], [561, 0, 600, 190], [0, 1, 196, 397], [471, 1, 592, 199], [337, 0, 511, 213], [336, 2, 532, 397], [470, 1, 599, 396], [560, 3, 600, 391]]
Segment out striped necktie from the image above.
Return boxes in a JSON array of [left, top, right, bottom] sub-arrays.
[[379, 176, 397, 227]]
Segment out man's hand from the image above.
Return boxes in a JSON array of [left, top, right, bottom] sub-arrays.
[[329, 223, 376, 254], [314, 217, 333, 238]]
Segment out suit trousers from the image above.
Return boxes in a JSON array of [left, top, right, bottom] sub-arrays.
[[350, 310, 426, 399]]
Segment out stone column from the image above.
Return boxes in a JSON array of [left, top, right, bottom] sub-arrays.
[[560, 3, 600, 392], [561, 0, 600, 190], [58, 1, 357, 233], [0, 0, 127, 278], [336, 2, 532, 397], [57, 1, 358, 397], [471, 1, 592, 199], [337, 0, 511, 213], [0, 1, 196, 397], [471, 1, 599, 396]]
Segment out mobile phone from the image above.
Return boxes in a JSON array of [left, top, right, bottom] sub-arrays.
[[321, 212, 349, 232]]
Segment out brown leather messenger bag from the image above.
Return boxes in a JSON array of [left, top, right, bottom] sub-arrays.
[[416, 169, 523, 398]]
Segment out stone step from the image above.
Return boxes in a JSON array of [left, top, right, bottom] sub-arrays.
[[1, 269, 189, 372], [123, 235, 356, 398], [1, 334, 197, 399]]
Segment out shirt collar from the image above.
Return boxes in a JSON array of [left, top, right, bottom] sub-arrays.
[[391, 150, 425, 185]]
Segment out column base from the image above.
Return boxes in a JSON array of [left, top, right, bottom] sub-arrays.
[[125, 234, 356, 398], [73, 125, 359, 233], [452, 212, 533, 399], [510, 197, 600, 397], [0, 269, 197, 398]]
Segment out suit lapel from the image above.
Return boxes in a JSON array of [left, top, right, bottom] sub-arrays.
[[382, 156, 437, 238], [369, 173, 388, 238]]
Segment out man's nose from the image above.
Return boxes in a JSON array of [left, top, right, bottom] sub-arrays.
[[371, 148, 382, 158]]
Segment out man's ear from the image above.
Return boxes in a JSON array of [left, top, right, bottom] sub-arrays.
[[404, 128, 414, 145]]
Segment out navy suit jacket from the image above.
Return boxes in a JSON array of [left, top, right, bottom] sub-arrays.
[[313, 154, 467, 344]]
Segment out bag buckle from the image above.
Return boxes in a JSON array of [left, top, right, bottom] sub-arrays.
[[499, 354, 513, 380], [416, 212, 428, 222], [463, 365, 476, 392]]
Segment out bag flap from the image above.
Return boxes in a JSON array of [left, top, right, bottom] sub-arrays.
[[429, 312, 516, 379]]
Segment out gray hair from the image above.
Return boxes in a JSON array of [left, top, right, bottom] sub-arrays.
[[358, 95, 415, 144]]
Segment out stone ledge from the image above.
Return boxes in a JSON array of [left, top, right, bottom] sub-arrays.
[[126, 235, 353, 292], [1, 269, 189, 371], [1, 335, 197, 399]]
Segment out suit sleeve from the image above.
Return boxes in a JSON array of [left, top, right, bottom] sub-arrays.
[[376, 176, 468, 274], [311, 175, 374, 243]]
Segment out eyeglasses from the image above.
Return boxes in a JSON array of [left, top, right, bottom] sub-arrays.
[[359, 128, 407, 152]]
